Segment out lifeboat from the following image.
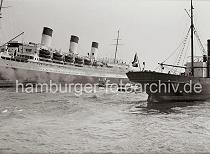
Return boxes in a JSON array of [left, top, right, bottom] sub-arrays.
[[92, 60, 99, 66], [84, 57, 92, 65], [75, 56, 84, 65], [64, 54, 75, 63], [39, 49, 51, 59], [52, 52, 63, 61]]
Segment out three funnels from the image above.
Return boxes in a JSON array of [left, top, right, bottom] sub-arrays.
[[69, 35, 79, 54], [40, 27, 99, 57], [90, 42, 99, 60], [41, 27, 53, 48]]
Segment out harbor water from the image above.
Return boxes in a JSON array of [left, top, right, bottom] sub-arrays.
[[0, 88, 210, 153]]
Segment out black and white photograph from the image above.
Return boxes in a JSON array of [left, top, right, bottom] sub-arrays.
[[0, 0, 210, 153]]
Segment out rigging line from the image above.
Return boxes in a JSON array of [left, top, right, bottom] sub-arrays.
[[154, 64, 160, 71], [194, 33, 203, 55], [194, 27, 206, 55], [171, 27, 190, 73], [161, 36, 186, 64], [174, 32, 190, 72], [172, 46, 183, 70], [154, 27, 190, 71], [195, 34, 204, 55], [193, 17, 206, 55], [193, 18, 205, 52], [0, 32, 24, 47], [174, 41, 190, 74], [160, 24, 191, 65], [176, 27, 190, 66], [182, 34, 191, 66], [172, 27, 190, 67]]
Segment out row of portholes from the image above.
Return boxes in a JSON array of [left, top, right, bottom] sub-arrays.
[[17, 59, 117, 75]]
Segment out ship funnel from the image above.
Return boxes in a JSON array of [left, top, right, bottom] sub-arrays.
[[41, 27, 53, 48], [208, 40, 210, 57], [90, 42, 99, 60], [207, 40, 210, 77], [69, 35, 79, 54]]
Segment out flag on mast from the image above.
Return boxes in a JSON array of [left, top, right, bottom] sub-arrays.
[[132, 53, 139, 67]]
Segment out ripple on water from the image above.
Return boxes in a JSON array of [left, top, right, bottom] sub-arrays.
[[0, 89, 210, 153]]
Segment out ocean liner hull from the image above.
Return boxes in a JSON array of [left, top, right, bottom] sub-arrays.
[[126, 71, 210, 103], [0, 58, 129, 87]]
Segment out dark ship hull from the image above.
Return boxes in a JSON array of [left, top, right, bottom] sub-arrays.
[[126, 71, 210, 103]]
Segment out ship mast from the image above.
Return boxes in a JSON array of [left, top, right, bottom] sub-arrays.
[[0, 0, 3, 13], [114, 30, 120, 63], [190, 0, 194, 76], [0, 0, 3, 19]]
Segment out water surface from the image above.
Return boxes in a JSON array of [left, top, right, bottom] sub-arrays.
[[0, 88, 210, 153]]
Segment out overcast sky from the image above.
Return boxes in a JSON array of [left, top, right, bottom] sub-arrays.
[[1, 0, 210, 69]]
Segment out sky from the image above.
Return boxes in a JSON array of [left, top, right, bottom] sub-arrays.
[[1, 0, 210, 70]]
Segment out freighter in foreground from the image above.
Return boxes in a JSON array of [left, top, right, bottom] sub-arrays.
[[126, 0, 210, 103], [0, 26, 130, 87]]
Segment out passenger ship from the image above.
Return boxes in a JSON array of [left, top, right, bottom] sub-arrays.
[[0, 26, 130, 87], [0, 0, 133, 87]]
